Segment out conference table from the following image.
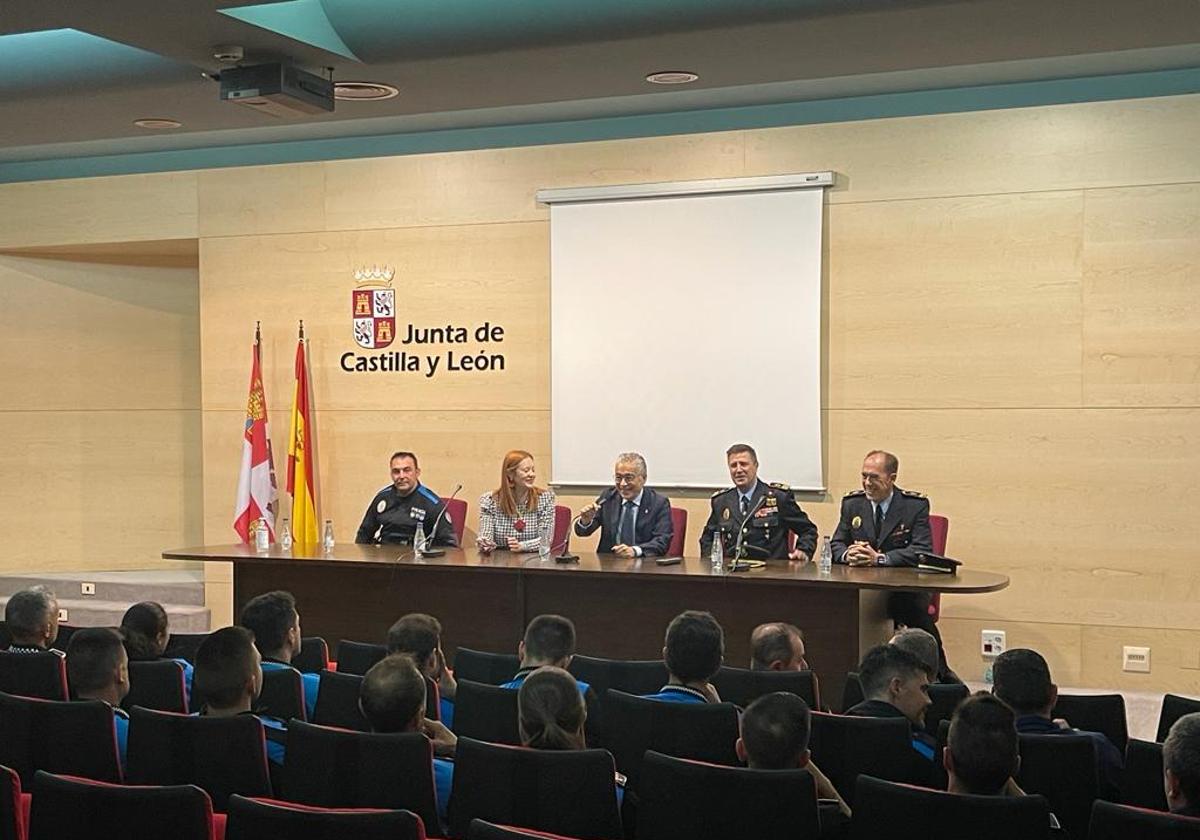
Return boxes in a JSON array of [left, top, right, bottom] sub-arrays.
[[164, 543, 1008, 708]]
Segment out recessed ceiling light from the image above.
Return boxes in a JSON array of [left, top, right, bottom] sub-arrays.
[[645, 71, 699, 85], [334, 81, 400, 101], [133, 118, 182, 130]]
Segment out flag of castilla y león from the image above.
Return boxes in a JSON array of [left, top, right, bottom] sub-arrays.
[[233, 324, 278, 542]]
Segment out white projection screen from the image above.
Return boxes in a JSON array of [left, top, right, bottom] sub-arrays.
[[542, 174, 830, 490]]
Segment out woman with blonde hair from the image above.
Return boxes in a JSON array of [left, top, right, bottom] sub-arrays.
[[477, 449, 557, 553], [517, 665, 587, 750]]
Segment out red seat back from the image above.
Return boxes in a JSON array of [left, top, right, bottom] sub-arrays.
[[552, 505, 572, 554], [928, 514, 949, 621], [666, 507, 687, 557], [445, 498, 468, 547]]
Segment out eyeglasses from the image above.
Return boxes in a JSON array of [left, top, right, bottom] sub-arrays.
[[614, 474, 641, 485]]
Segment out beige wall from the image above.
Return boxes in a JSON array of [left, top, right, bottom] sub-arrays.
[[0, 93, 1196, 689]]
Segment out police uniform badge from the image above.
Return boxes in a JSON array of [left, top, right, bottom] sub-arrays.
[[852, 515, 862, 529], [410, 507, 427, 521], [721, 508, 730, 521], [376, 500, 387, 513]]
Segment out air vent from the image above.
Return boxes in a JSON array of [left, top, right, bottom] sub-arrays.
[[334, 81, 400, 101]]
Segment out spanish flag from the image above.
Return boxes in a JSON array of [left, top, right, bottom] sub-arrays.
[[287, 322, 320, 544]]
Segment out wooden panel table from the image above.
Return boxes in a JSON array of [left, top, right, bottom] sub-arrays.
[[164, 544, 1008, 709]]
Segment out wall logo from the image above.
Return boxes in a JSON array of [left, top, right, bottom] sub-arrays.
[[351, 266, 396, 349]]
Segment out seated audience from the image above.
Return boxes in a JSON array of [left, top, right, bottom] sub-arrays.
[[477, 450, 557, 553], [991, 648, 1122, 798], [889, 627, 945, 682], [1164, 712, 1200, 818], [845, 644, 936, 759], [643, 610, 724, 703], [192, 626, 286, 765], [736, 691, 850, 835], [359, 654, 456, 823], [750, 622, 808, 671], [65, 628, 131, 770], [239, 590, 319, 718], [120, 601, 194, 700], [5, 586, 61, 653], [500, 614, 600, 741], [387, 612, 457, 726]]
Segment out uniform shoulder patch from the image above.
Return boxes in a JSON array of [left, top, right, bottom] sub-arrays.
[[843, 489, 866, 498], [711, 487, 734, 499], [768, 482, 791, 491], [900, 488, 925, 499], [417, 485, 442, 504]]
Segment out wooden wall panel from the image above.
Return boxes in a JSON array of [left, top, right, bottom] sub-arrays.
[[197, 163, 327, 238], [940, 617, 1083, 687]]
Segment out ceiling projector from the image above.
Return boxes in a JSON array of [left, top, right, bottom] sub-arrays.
[[219, 62, 334, 118]]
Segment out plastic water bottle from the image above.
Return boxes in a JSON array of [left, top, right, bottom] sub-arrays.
[[819, 535, 833, 575], [254, 518, 270, 552], [710, 533, 725, 573], [322, 520, 335, 552], [279, 518, 293, 551], [538, 531, 551, 561], [413, 526, 427, 555]]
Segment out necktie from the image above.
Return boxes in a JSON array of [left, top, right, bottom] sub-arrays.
[[873, 503, 884, 544], [740, 495, 750, 516], [619, 500, 636, 545]]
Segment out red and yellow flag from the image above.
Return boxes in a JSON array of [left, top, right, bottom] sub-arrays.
[[287, 322, 320, 544], [233, 323, 278, 542]]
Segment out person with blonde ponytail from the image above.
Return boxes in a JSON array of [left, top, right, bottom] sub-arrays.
[[477, 450, 557, 553]]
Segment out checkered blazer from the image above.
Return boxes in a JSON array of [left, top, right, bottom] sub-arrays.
[[477, 489, 557, 552]]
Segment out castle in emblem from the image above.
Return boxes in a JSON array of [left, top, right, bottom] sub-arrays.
[[352, 265, 397, 350]]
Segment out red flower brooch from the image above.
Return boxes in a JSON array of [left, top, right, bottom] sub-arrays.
[[514, 519, 526, 532]]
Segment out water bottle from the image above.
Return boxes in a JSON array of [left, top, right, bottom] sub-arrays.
[[538, 531, 551, 561], [322, 520, 335, 551], [710, 532, 725, 573], [253, 518, 270, 552], [413, 526, 427, 555], [279, 518, 293, 551], [819, 535, 833, 575]]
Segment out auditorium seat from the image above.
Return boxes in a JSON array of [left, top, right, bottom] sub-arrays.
[[259, 666, 307, 722], [0, 651, 68, 701], [224, 795, 427, 840], [666, 507, 687, 557], [924, 682, 969, 737], [446, 498, 468, 547], [1123, 738, 1168, 811], [453, 680, 520, 745], [447, 737, 621, 840], [1158, 694, 1200, 742], [1089, 800, 1200, 839], [710, 665, 819, 709], [567, 655, 667, 699], [552, 505, 572, 554], [927, 514, 949, 622], [312, 670, 371, 731], [123, 659, 189, 714], [292, 636, 330, 674], [51, 625, 79, 650], [0, 765, 25, 840], [453, 649, 521, 685], [601, 689, 739, 790], [1016, 732, 1100, 840], [0, 692, 123, 786], [808, 711, 933, 808], [849, 775, 1052, 840], [28, 770, 214, 840], [638, 750, 820, 840], [126, 706, 273, 810], [840, 672, 864, 714], [162, 632, 209, 664], [1051, 692, 1128, 753], [335, 640, 388, 676], [281, 721, 440, 831], [469, 821, 586, 840]]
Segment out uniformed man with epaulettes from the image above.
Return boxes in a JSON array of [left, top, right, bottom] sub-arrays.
[[355, 451, 458, 546], [700, 443, 818, 561]]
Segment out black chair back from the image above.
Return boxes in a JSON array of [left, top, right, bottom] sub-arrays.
[[259, 667, 307, 722], [601, 689, 739, 790], [1016, 732, 1100, 840], [224, 794, 426, 840], [1123, 738, 1168, 811], [292, 637, 330, 674], [924, 683, 969, 736], [1159, 694, 1200, 743], [569, 655, 667, 698], [453, 648, 520, 685], [0, 692, 122, 787], [123, 659, 188, 714], [0, 766, 20, 840], [711, 666, 819, 709], [312, 670, 370, 731], [0, 651, 67, 701], [808, 711, 932, 808], [28, 770, 213, 840], [1052, 693, 1128, 753], [841, 671, 864, 712], [639, 750, 819, 840], [849, 774, 1052, 840], [1090, 799, 1200, 839], [162, 633, 208, 664], [447, 737, 621, 840], [335, 640, 388, 676], [453, 680, 520, 745], [126, 706, 272, 810], [468, 822, 570, 840], [51, 626, 79, 650]]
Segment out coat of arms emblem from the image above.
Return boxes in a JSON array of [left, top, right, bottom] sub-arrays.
[[352, 266, 396, 349]]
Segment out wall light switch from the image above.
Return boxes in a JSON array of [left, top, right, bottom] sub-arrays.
[[1123, 646, 1151, 673]]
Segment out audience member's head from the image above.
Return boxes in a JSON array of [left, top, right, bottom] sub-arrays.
[[360, 654, 427, 734], [193, 626, 262, 715], [991, 649, 1056, 717], [736, 691, 812, 770], [5, 586, 59, 648], [387, 613, 444, 677], [519, 614, 576, 669], [66, 628, 130, 707], [239, 590, 302, 663], [517, 666, 586, 751], [944, 693, 1020, 795], [750, 622, 807, 671], [663, 611, 724, 685], [1163, 712, 1200, 814], [120, 601, 170, 660], [889, 627, 939, 678], [858, 643, 933, 727]]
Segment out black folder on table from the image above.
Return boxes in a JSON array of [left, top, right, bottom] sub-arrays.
[[911, 552, 961, 574]]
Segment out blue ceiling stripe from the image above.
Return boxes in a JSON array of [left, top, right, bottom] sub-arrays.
[[218, 0, 360, 61]]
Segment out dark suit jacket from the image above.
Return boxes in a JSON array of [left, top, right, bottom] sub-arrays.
[[830, 487, 932, 568], [574, 486, 674, 556]]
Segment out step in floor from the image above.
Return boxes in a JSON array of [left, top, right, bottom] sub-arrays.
[[0, 570, 210, 633]]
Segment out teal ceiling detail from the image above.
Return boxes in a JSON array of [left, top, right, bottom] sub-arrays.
[[219, 0, 360, 61]]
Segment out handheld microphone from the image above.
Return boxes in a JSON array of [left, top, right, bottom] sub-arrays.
[[731, 495, 767, 571], [554, 486, 618, 563], [418, 483, 462, 557]]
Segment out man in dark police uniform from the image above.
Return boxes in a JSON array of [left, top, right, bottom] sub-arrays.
[[355, 451, 457, 546], [700, 443, 818, 561]]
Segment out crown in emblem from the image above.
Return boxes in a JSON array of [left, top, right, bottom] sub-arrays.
[[353, 265, 395, 286]]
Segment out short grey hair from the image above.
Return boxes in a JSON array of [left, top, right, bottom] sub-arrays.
[[889, 627, 938, 677], [615, 452, 647, 477], [5, 586, 57, 637], [1165, 712, 1200, 807]]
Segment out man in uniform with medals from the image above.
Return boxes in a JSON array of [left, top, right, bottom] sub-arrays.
[[355, 451, 457, 546]]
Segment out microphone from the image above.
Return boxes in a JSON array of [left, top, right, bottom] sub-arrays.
[[730, 495, 767, 571], [417, 484, 462, 557], [553, 487, 618, 563]]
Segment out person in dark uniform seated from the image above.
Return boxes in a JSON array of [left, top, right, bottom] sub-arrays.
[[700, 443, 818, 562], [991, 648, 1123, 798], [845, 644, 936, 760], [1164, 713, 1200, 818], [830, 450, 955, 680], [360, 654, 457, 825], [574, 452, 673, 558], [192, 626, 287, 766], [355, 450, 457, 547], [388, 613, 457, 727], [239, 590, 319, 719], [643, 610, 724, 704], [500, 614, 601, 743], [750, 622, 809, 672], [121, 601, 194, 700], [66, 628, 131, 771], [5, 586, 61, 653], [736, 692, 850, 836]]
